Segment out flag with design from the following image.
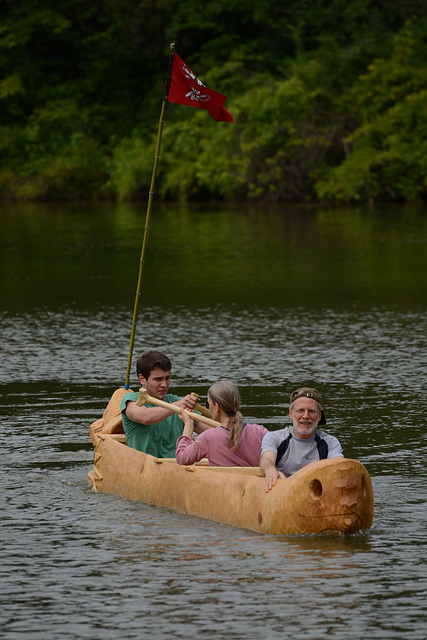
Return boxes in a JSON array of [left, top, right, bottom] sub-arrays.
[[166, 52, 233, 123]]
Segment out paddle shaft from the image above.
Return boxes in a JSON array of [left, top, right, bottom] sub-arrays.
[[136, 388, 221, 428], [190, 392, 213, 418]]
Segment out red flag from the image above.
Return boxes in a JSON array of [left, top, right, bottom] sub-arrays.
[[166, 52, 233, 123]]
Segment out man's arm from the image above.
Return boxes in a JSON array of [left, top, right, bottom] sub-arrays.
[[260, 451, 285, 493], [124, 394, 199, 425]]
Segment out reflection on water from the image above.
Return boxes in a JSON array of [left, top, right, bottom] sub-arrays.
[[1, 202, 426, 639], [1, 201, 427, 313]]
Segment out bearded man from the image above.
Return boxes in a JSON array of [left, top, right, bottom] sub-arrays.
[[260, 387, 343, 492]]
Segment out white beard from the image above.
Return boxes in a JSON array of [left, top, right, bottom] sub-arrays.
[[292, 416, 319, 438]]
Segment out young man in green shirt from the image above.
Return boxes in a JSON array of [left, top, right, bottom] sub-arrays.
[[121, 350, 206, 457]]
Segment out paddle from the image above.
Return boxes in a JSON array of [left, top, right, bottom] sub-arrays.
[[190, 392, 213, 418], [136, 388, 221, 428]]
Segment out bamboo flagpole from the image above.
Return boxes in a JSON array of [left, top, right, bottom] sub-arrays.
[[123, 43, 175, 388], [124, 43, 233, 388]]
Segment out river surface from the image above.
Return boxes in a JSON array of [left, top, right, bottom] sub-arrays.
[[1, 201, 426, 639]]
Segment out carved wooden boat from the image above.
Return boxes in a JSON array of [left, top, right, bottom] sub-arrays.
[[88, 426, 374, 536]]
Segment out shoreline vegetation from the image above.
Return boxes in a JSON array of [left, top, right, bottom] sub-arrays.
[[1, 1, 426, 204]]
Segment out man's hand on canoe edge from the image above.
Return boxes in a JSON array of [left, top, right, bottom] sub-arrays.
[[260, 451, 286, 493], [263, 469, 286, 493]]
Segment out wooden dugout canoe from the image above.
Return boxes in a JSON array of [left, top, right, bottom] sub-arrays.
[[87, 433, 374, 536]]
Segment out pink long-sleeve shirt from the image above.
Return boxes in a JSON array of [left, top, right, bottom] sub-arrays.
[[175, 423, 269, 467]]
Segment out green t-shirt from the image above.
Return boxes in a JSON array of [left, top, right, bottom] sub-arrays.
[[120, 391, 183, 458]]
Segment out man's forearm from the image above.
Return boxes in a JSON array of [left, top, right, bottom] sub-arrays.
[[260, 452, 281, 493], [260, 452, 277, 476], [126, 402, 173, 425]]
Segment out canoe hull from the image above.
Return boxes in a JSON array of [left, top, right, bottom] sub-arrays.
[[88, 436, 374, 535]]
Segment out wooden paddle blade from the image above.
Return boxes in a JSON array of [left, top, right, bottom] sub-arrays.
[[136, 388, 180, 413], [191, 392, 213, 418], [136, 387, 151, 407], [90, 387, 133, 446]]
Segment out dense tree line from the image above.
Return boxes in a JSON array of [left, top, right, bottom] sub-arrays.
[[1, 0, 426, 202]]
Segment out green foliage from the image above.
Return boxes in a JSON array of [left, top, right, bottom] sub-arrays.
[[316, 21, 427, 201], [0, 75, 24, 99], [109, 131, 155, 201], [229, 64, 354, 201], [159, 111, 238, 200], [0, 1, 426, 202]]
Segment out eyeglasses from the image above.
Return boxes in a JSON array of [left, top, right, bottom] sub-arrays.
[[205, 400, 210, 409]]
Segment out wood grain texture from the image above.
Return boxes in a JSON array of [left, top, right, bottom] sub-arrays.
[[88, 437, 374, 535]]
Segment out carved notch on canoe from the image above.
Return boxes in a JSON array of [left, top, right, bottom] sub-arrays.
[[310, 478, 323, 500]]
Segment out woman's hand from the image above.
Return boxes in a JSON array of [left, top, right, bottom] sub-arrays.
[[179, 408, 195, 439]]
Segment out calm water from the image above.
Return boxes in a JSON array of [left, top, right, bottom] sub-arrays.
[[1, 202, 427, 639]]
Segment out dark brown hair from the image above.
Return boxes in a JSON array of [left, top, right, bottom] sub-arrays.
[[136, 350, 171, 379]]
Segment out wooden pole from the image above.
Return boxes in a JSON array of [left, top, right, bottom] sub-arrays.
[[136, 388, 221, 428], [190, 392, 213, 418], [124, 43, 176, 388]]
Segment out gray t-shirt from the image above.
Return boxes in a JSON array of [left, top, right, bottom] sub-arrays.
[[261, 426, 343, 477]]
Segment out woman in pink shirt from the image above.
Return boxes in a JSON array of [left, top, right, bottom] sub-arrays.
[[176, 381, 268, 467]]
